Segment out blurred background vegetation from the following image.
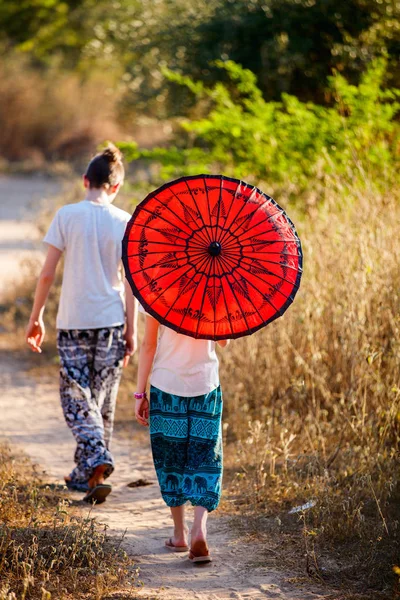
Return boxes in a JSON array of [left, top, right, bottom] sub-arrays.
[[1, 0, 400, 165], [1, 1, 400, 598]]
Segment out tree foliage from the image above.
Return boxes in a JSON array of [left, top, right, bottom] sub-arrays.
[[0, 0, 399, 114], [119, 60, 400, 198]]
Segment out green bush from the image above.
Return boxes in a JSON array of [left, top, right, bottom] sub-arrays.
[[120, 59, 400, 201]]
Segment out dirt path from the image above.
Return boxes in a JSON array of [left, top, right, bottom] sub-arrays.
[[0, 174, 62, 300], [0, 176, 326, 600], [0, 351, 328, 600]]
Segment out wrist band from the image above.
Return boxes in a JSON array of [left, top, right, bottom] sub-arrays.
[[134, 391, 147, 399]]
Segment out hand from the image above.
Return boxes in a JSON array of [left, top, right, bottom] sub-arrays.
[[135, 397, 149, 427], [123, 330, 137, 368], [26, 318, 45, 353]]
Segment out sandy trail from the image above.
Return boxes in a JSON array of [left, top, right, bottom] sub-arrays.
[[0, 175, 62, 300], [0, 176, 325, 599], [0, 352, 325, 600]]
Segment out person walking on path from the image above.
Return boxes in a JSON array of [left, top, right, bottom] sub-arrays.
[[26, 145, 138, 504], [134, 307, 229, 563]]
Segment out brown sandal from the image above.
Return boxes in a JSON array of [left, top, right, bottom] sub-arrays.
[[165, 538, 189, 552], [189, 540, 212, 563]]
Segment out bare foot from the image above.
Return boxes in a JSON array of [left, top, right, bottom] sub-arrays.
[[191, 526, 207, 546], [170, 525, 189, 548], [88, 464, 108, 489]]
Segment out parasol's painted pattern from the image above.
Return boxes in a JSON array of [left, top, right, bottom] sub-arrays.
[[123, 175, 303, 340]]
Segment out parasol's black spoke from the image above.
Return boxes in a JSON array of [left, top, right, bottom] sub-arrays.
[[227, 267, 267, 328], [219, 203, 284, 247], [161, 255, 211, 325], [183, 179, 213, 245], [237, 220, 298, 247], [126, 238, 186, 248], [221, 248, 242, 257], [245, 251, 300, 257], [220, 265, 253, 333], [167, 186, 212, 246], [194, 255, 230, 338], [218, 279, 236, 338], [186, 239, 211, 250], [176, 253, 213, 332], [240, 237, 295, 247], [218, 185, 269, 247], [239, 259, 300, 292], [216, 238, 241, 253], [235, 266, 285, 316], [219, 253, 241, 266], [185, 247, 214, 261], [242, 255, 301, 272], [136, 205, 195, 240], [218, 181, 239, 236], [218, 190, 279, 245], [215, 179, 243, 246], [241, 242, 299, 252], [127, 252, 190, 276], [131, 222, 189, 244], [217, 179, 247, 242], [144, 252, 211, 311], [231, 209, 286, 241], [150, 193, 207, 240], [241, 257, 301, 288], [236, 264, 294, 306], [203, 176, 215, 244], [217, 245, 242, 258], [138, 204, 214, 248], [241, 248, 300, 259], [135, 260, 198, 295], [127, 250, 188, 258], [213, 251, 217, 339], [214, 177, 223, 248], [216, 253, 241, 273]]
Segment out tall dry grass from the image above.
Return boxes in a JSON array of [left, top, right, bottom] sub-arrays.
[[220, 176, 400, 594], [0, 55, 123, 164]]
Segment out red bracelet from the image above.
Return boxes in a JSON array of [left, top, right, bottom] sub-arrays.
[[134, 392, 147, 400]]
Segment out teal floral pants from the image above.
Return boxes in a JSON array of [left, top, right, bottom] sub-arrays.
[[149, 385, 223, 512]]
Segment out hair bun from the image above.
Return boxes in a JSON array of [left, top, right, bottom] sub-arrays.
[[102, 143, 122, 164]]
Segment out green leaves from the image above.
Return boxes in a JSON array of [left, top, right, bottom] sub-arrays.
[[125, 59, 400, 201]]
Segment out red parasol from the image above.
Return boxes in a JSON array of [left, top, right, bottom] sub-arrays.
[[122, 175, 302, 340]]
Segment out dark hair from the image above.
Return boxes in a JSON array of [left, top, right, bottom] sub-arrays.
[[85, 144, 124, 189]]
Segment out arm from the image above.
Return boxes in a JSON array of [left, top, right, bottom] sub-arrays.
[[135, 315, 159, 426], [123, 278, 138, 367], [26, 245, 63, 353], [217, 339, 230, 348]]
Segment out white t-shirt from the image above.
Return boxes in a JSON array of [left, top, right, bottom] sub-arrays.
[[44, 198, 131, 330], [140, 307, 220, 397]]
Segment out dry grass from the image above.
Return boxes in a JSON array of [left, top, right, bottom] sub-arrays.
[[220, 178, 400, 596], [1, 170, 400, 597], [0, 444, 134, 599], [0, 55, 123, 165]]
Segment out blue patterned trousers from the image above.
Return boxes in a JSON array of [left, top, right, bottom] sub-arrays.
[[149, 385, 223, 512], [57, 326, 125, 486]]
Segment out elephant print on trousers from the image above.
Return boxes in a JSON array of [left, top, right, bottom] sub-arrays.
[[183, 477, 192, 493], [162, 395, 173, 411], [194, 476, 208, 493], [149, 385, 223, 512], [166, 474, 179, 490]]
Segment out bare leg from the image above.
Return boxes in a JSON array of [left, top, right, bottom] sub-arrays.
[[189, 506, 211, 562], [191, 506, 208, 544], [170, 505, 189, 547]]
